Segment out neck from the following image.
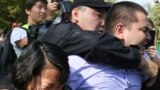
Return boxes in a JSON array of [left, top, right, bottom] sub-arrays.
[[27, 17, 41, 25]]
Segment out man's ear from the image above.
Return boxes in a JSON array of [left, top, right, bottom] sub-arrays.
[[25, 9, 30, 15], [71, 8, 80, 23], [114, 23, 125, 40]]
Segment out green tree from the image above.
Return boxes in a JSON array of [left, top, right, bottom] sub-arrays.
[[104, 0, 116, 3], [0, 0, 25, 31], [149, 3, 160, 41]]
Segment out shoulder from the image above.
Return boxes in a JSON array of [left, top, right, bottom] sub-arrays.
[[13, 27, 26, 31], [12, 27, 27, 34], [68, 55, 87, 68], [67, 55, 112, 90], [11, 27, 27, 34], [10, 27, 27, 42]]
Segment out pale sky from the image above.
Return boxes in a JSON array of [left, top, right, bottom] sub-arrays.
[[118, 0, 151, 6], [117, 0, 157, 11]]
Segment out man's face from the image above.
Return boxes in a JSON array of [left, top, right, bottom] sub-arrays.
[[28, 68, 62, 90], [39, 68, 62, 90], [122, 11, 150, 47], [26, 1, 47, 24], [72, 6, 106, 33]]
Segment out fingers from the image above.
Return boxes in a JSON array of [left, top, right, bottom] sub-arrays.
[[147, 46, 156, 52], [147, 51, 156, 58], [47, 2, 59, 11], [147, 46, 156, 49], [146, 46, 157, 58], [47, 0, 52, 3], [48, 2, 59, 7]]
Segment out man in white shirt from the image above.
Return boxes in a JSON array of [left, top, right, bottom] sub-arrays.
[[10, 0, 47, 56]]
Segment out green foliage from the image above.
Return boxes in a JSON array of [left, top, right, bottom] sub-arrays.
[[0, 0, 26, 30], [104, 0, 116, 3], [149, 3, 160, 41]]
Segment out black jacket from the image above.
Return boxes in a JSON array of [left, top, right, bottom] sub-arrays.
[[0, 31, 17, 77], [43, 22, 141, 69]]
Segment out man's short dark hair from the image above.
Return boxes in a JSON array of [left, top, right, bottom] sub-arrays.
[[105, 1, 147, 34], [25, 0, 47, 10]]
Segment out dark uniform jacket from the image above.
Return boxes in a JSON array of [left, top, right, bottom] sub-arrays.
[[43, 22, 141, 69]]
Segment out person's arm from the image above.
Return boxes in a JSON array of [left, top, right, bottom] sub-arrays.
[[15, 37, 28, 48], [43, 23, 97, 56], [10, 27, 28, 49], [143, 46, 160, 87], [85, 33, 141, 69], [46, 0, 58, 20], [139, 57, 158, 87], [146, 46, 160, 67], [44, 23, 142, 69]]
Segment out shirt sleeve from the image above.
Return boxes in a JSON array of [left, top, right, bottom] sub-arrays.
[[10, 27, 27, 46]]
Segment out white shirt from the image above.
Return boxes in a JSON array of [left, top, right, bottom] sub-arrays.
[[10, 27, 27, 57]]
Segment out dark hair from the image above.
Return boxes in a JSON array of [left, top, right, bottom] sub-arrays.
[[146, 18, 159, 47], [25, 0, 47, 10], [12, 40, 70, 90], [148, 18, 158, 35], [148, 18, 155, 29], [105, 1, 147, 34]]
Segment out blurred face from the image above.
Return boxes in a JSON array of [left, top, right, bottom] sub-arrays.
[[148, 20, 157, 43], [12, 22, 20, 29], [72, 6, 106, 33], [123, 11, 150, 47], [40, 68, 62, 90], [28, 67, 62, 90], [26, 1, 47, 25]]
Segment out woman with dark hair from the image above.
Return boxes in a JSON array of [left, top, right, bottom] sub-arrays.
[[141, 18, 160, 90], [12, 40, 70, 90]]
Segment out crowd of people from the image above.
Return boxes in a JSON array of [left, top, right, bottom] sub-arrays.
[[0, 0, 160, 90]]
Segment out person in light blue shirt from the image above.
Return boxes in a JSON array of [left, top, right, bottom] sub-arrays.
[[66, 1, 158, 90], [68, 55, 142, 90]]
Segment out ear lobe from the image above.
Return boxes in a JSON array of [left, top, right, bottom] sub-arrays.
[[114, 23, 124, 39]]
